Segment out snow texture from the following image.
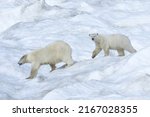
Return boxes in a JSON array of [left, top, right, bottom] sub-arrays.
[[0, 0, 150, 100]]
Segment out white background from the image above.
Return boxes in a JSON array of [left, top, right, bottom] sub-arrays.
[[0, 100, 150, 117]]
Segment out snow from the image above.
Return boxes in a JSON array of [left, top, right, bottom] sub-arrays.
[[0, 0, 150, 100]]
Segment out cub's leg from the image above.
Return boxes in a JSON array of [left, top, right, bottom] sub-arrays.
[[125, 46, 137, 53], [26, 63, 40, 79], [104, 48, 109, 56], [117, 49, 125, 56], [92, 47, 102, 58]]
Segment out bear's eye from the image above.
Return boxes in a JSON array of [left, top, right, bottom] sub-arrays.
[[92, 38, 94, 40]]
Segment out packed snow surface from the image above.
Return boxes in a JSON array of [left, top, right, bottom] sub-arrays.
[[0, 0, 150, 99]]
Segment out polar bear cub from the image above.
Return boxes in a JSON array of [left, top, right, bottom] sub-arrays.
[[89, 33, 136, 58], [18, 40, 74, 79]]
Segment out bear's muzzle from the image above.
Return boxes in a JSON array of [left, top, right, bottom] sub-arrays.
[[18, 62, 22, 65]]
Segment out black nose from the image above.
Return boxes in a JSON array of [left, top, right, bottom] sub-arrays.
[[92, 38, 94, 40], [18, 63, 22, 65]]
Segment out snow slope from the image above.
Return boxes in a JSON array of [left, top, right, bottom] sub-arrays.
[[0, 0, 150, 100]]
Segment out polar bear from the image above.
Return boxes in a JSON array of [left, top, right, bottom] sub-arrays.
[[18, 40, 74, 79], [89, 33, 136, 58]]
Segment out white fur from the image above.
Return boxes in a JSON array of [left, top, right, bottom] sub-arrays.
[[89, 33, 136, 58], [18, 40, 74, 79]]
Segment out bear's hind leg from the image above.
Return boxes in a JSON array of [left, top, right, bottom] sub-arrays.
[[66, 59, 74, 67], [117, 49, 125, 56], [63, 56, 74, 68], [125, 46, 137, 54], [50, 64, 56, 72]]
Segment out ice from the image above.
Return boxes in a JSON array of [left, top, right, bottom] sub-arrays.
[[0, 0, 150, 100]]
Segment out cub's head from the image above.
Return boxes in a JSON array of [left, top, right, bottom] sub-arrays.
[[89, 33, 99, 41], [18, 55, 27, 65]]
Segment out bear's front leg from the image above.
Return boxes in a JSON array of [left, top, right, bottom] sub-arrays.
[[26, 63, 40, 79], [104, 49, 109, 56], [92, 48, 102, 58]]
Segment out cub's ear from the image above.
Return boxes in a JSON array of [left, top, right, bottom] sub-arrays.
[[89, 34, 91, 36], [96, 33, 98, 35]]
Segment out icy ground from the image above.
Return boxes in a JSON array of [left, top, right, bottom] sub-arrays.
[[0, 0, 150, 100]]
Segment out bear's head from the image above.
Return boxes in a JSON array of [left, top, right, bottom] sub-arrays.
[[18, 55, 27, 65], [89, 33, 99, 41]]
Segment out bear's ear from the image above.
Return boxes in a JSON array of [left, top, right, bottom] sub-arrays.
[[89, 34, 91, 36], [21, 54, 27, 60], [96, 33, 98, 35]]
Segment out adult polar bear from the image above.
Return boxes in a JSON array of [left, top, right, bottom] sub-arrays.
[[18, 40, 74, 79], [89, 33, 136, 58]]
